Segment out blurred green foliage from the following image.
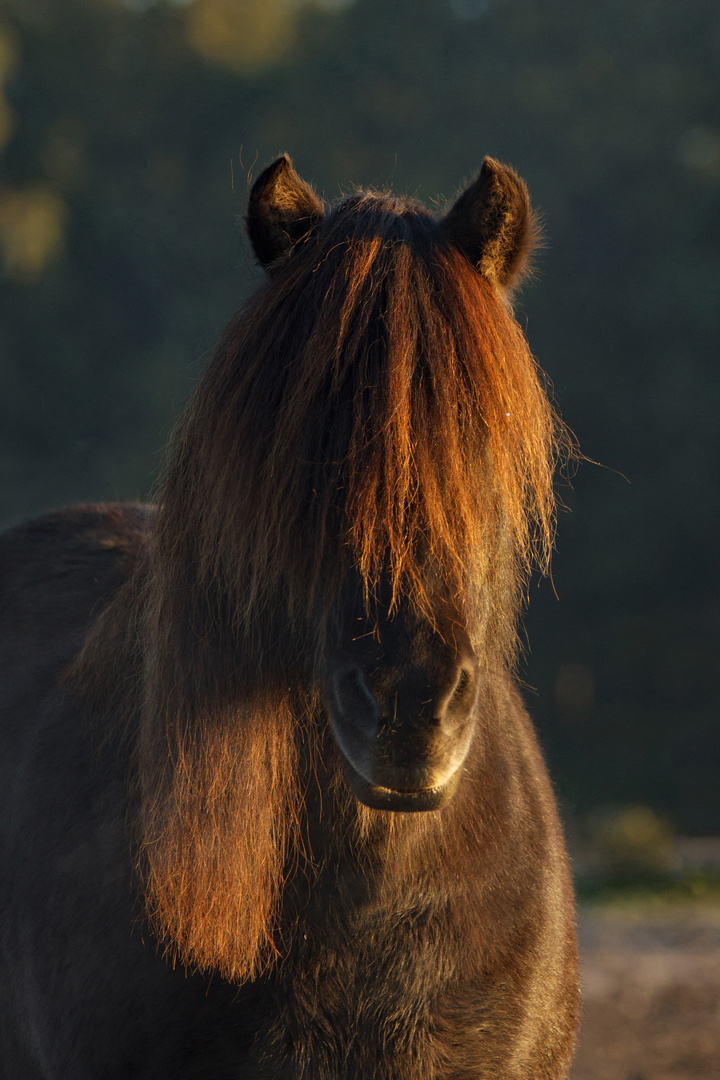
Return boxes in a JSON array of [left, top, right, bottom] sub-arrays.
[[0, 0, 718, 830], [574, 806, 720, 899]]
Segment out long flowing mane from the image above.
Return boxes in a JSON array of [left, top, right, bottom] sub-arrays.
[[165, 191, 557, 645], [71, 174, 566, 984]]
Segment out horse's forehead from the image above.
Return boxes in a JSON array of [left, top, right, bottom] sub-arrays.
[[323, 194, 436, 244]]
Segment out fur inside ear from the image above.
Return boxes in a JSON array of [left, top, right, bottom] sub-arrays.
[[246, 155, 324, 270], [440, 158, 538, 294]]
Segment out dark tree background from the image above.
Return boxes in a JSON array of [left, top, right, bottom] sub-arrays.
[[1, 0, 718, 832]]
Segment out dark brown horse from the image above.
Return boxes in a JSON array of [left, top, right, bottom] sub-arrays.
[[0, 156, 579, 1078]]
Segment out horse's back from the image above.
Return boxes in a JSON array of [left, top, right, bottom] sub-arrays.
[[0, 502, 150, 655], [0, 504, 150, 749]]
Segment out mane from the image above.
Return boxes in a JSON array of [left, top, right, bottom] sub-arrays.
[[162, 192, 560, 651], [71, 188, 566, 983]]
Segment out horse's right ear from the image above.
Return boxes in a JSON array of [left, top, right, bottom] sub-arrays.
[[440, 157, 538, 295], [245, 155, 324, 270]]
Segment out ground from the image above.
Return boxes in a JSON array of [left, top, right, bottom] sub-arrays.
[[571, 902, 720, 1080]]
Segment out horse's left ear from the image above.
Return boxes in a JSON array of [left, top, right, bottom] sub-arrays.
[[246, 155, 324, 270], [440, 157, 538, 294]]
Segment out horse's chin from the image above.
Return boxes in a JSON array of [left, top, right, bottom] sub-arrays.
[[340, 754, 462, 813]]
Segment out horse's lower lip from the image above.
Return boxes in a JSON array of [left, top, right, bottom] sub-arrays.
[[339, 755, 461, 812]]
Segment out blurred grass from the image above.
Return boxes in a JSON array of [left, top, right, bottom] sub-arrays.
[[572, 805, 720, 906], [576, 873, 720, 907]]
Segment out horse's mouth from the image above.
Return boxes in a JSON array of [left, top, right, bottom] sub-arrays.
[[339, 753, 462, 812]]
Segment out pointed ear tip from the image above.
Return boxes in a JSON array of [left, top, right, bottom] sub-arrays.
[[251, 154, 294, 193], [264, 154, 293, 180], [479, 156, 510, 181], [479, 156, 526, 187]]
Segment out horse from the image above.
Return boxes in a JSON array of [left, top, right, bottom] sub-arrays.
[[0, 155, 579, 1078]]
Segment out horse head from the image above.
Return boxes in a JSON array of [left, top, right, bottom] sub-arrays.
[[243, 153, 542, 813]]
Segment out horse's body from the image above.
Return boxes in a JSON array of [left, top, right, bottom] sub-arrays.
[[0, 157, 579, 1078]]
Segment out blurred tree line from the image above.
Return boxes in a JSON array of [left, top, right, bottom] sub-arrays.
[[0, 0, 718, 832]]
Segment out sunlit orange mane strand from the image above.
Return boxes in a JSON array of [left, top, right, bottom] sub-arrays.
[[70, 181, 567, 985]]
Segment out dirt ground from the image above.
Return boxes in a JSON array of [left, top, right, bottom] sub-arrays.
[[570, 903, 720, 1080]]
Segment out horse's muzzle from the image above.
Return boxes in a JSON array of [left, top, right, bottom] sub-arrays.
[[326, 662, 478, 813]]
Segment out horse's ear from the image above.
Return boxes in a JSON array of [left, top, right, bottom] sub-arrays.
[[440, 157, 538, 294], [246, 155, 324, 270]]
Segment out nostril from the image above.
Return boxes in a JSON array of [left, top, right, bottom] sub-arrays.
[[333, 667, 377, 716], [451, 667, 470, 700], [338, 668, 368, 699], [331, 666, 380, 743], [432, 668, 474, 727]]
